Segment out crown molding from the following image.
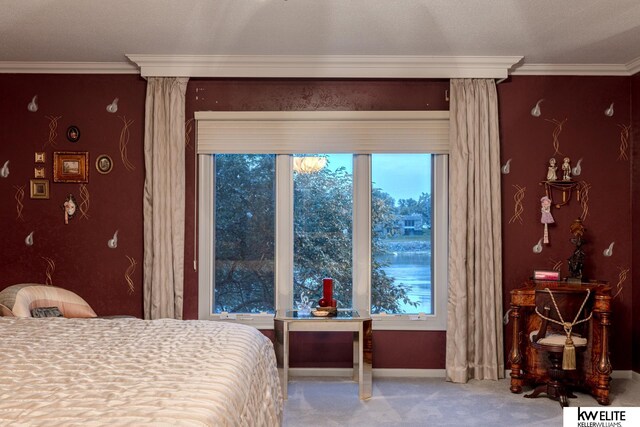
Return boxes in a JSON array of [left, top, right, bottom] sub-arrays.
[[0, 61, 139, 74], [627, 57, 640, 76], [511, 62, 637, 76], [126, 54, 523, 79]]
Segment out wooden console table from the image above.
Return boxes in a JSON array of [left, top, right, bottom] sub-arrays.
[[508, 280, 612, 405]]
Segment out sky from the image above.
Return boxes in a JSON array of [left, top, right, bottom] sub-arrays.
[[325, 153, 432, 203]]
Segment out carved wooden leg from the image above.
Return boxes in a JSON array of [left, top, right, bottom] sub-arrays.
[[509, 305, 524, 393], [595, 310, 612, 405]]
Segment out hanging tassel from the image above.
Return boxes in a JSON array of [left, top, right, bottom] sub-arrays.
[[562, 334, 576, 370]]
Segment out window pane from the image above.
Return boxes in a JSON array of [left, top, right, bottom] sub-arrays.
[[294, 154, 353, 308], [214, 154, 275, 313], [371, 154, 432, 314]]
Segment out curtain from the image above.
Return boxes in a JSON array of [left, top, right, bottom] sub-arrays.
[[143, 77, 189, 320], [446, 79, 504, 382]]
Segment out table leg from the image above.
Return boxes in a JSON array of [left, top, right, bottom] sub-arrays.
[[274, 319, 288, 400], [509, 305, 524, 393]]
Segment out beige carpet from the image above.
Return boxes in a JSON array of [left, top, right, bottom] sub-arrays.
[[283, 376, 640, 426]]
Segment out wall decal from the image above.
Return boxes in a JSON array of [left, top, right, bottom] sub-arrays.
[[501, 158, 512, 174], [78, 184, 90, 219], [0, 160, 8, 178], [66, 125, 80, 143], [617, 124, 630, 161], [27, 95, 38, 112], [603, 242, 615, 257], [509, 184, 525, 224], [118, 116, 135, 171], [13, 185, 25, 221], [25, 231, 34, 247], [95, 154, 113, 174], [545, 118, 567, 156], [106, 98, 119, 113], [577, 181, 591, 221], [571, 158, 583, 176], [29, 179, 49, 199], [530, 99, 544, 117], [44, 115, 62, 148], [612, 266, 629, 300], [125, 255, 137, 294], [63, 194, 77, 224], [108, 230, 118, 249], [548, 258, 563, 272], [604, 102, 614, 117], [185, 117, 194, 149], [34, 152, 46, 163], [41, 256, 55, 286], [532, 238, 543, 254]]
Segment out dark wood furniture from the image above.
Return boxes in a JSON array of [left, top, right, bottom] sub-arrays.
[[509, 280, 612, 405]]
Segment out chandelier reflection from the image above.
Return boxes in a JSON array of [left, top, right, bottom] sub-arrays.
[[293, 156, 327, 174]]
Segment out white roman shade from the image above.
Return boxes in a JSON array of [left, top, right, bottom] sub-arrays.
[[195, 111, 449, 154]]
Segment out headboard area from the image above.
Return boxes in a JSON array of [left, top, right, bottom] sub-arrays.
[[0, 284, 96, 318]]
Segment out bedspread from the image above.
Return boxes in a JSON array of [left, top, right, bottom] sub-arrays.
[[0, 317, 282, 426]]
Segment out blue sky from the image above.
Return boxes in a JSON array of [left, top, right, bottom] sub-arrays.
[[324, 154, 431, 203]]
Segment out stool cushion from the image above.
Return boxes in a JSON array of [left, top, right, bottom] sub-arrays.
[[530, 330, 587, 347]]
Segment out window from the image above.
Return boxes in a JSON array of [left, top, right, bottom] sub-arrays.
[[197, 111, 448, 330]]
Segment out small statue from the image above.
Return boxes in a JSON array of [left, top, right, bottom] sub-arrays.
[[546, 158, 557, 181], [540, 196, 554, 244], [567, 218, 586, 281], [562, 157, 572, 181]]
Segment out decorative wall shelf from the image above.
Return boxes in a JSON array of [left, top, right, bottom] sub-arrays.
[[540, 180, 581, 208]]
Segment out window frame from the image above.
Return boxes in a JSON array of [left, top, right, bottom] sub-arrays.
[[197, 111, 448, 331]]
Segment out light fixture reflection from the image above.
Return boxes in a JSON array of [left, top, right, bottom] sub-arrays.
[[293, 156, 327, 174]]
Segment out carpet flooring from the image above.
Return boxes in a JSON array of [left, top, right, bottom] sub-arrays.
[[283, 376, 640, 426]]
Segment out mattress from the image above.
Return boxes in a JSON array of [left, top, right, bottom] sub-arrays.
[[0, 317, 282, 426]]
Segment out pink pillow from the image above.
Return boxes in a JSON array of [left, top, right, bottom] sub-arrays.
[[0, 284, 96, 318]]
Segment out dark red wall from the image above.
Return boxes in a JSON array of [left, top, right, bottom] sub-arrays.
[[632, 71, 640, 373], [0, 74, 146, 317], [1, 75, 636, 371]]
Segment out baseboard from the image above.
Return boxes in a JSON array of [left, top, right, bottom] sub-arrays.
[[288, 368, 446, 378]]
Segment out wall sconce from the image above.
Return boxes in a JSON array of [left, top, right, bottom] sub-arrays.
[[532, 238, 543, 254], [603, 242, 614, 257], [530, 99, 544, 117], [25, 231, 34, 246], [0, 160, 8, 178], [501, 158, 512, 174], [106, 98, 119, 113], [571, 158, 583, 176], [107, 230, 119, 249], [604, 103, 614, 117], [27, 95, 38, 112]]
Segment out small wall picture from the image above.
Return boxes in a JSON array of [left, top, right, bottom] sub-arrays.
[[66, 125, 80, 142], [35, 152, 46, 163], [53, 151, 89, 183], [34, 166, 45, 178], [95, 154, 113, 174], [30, 179, 49, 199]]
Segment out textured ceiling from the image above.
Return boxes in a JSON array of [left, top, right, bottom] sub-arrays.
[[1, 0, 639, 66]]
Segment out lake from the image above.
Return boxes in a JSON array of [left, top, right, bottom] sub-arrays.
[[377, 251, 432, 314]]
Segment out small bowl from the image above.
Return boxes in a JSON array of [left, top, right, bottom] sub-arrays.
[[311, 310, 330, 317]]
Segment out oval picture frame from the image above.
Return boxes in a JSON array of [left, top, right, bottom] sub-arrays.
[[66, 125, 80, 142], [95, 154, 113, 175]]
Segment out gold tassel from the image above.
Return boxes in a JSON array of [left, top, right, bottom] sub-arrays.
[[562, 335, 576, 370]]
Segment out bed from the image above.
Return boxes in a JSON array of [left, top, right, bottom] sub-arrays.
[[0, 316, 283, 426]]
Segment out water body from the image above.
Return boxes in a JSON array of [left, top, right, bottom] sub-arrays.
[[377, 251, 432, 314]]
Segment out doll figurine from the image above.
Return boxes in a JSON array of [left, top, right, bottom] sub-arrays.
[[541, 196, 554, 244], [546, 158, 557, 181], [562, 157, 571, 181]]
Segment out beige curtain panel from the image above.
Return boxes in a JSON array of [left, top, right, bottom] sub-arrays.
[[143, 77, 189, 320], [446, 79, 504, 383]]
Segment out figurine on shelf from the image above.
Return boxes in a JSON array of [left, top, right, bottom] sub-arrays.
[[546, 158, 558, 181], [562, 157, 572, 181], [540, 196, 554, 244], [567, 218, 586, 281]]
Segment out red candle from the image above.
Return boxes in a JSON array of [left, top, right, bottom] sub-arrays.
[[322, 278, 333, 302]]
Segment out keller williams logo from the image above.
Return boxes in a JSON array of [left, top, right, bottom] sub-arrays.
[[578, 407, 626, 422]]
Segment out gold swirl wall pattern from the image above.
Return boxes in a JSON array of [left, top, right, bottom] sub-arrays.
[[125, 255, 137, 294], [509, 184, 526, 224], [577, 181, 591, 221], [613, 266, 629, 300], [118, 116, 135, 171], [545, 118, 567, 156], [41, 256, 56, 286], [617, 124, 630, 161], [44, 115, 62, 148], [185, 118, 194, 149], [78, 184, 90, 220], [548, 258, 563, 272], [13, 185, 25, 221]]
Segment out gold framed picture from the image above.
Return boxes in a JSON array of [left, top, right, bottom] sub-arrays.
[[53, 151, 89, 183], [34, 166, 45, 178], [30, 179, 49, 199], [35, 152, 46, 163], [95, 154, 113, 174]]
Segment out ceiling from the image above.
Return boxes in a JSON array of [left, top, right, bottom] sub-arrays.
[[1, 0, 640, 74]]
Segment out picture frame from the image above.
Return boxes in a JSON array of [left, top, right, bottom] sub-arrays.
[[35, 152, 46, 163], [34, 166, 45, 178], [95, 154, 113, 174], [66, 125, 80, 143], [30, 179, 49, 199], [53, 151, 89, 183]]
